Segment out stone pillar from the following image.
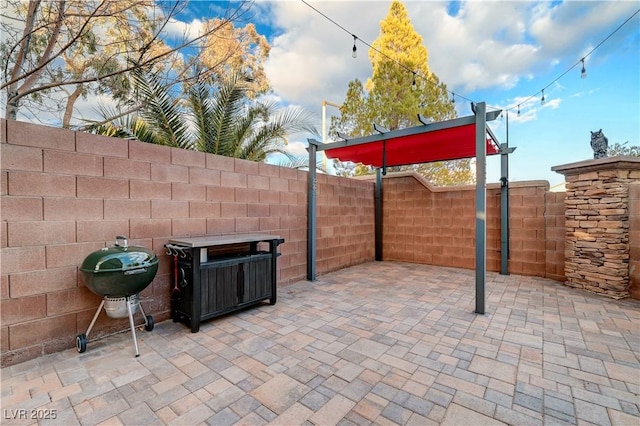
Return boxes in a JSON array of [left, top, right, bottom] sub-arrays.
[[630, 183, 640, 299], [552, 157, 640, 299]]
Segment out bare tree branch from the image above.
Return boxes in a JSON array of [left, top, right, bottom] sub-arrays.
[[3, 0, 114, 90], [2, 0, 259, 123], [7, 0, 41, 84]]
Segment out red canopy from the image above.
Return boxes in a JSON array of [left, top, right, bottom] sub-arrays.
[[324, 122, 500, 167], [308, 104, 504, 313]]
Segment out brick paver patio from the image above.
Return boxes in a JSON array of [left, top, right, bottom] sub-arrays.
[[2, 262, 639, 425]]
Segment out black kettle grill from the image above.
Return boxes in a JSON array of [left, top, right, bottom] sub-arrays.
[[77, 236, 159, 357]]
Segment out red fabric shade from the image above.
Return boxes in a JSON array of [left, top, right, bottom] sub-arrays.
[[324, 123, 499, 167]]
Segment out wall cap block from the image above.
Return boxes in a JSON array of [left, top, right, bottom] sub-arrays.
[[6, 120, 75, 151], [358, 171, 548, 192], [1, 118, 6, 143], [552, 156, 640, 176]]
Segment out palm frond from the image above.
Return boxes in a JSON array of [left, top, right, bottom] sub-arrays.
[[237, 102, 319, 161], [230, 103, 271, 160], [207, 73, 252, 155], [86, 68, 318, 164], [131, 68, 194, 150], [86, 103, 160, 144], [129, 117, 165, 145], [188, 81, 216, 152], [262, 102, 319, 138]]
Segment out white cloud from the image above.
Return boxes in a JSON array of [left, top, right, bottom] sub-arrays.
[[529, 1, 638, 55], [543, 98, 562, 109], [10, 0, 636, 143], [283, 141, 309, 156], [263, 0, 638, 111], [263, 1, 389, 116], [571, 87, 601, 98], [72, 92, 120, 123], [162, 18, 205, 43], [509, 107, 538, 124]]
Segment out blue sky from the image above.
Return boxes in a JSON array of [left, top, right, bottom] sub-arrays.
[[123, 1, 640, 186]]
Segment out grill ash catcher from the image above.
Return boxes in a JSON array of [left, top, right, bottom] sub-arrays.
[[77, 236, 159, 357]]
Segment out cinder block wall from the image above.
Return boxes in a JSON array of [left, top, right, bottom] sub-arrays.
[[317, 174, 375, 273], [545, 191, 566, 281], [0, 119, 375, 366], [380, 172, 565, 279]]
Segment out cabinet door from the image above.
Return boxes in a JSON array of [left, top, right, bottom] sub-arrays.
[[201, 264, 239, 316], [240, 257, 272, 305]]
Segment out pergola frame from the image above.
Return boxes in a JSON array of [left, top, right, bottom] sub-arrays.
[[307, 102, 509, 315]]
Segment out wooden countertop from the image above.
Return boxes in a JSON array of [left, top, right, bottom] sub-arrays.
[[168, 234, 282, 248]]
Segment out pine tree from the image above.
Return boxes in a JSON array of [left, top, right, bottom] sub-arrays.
[[330, 0, 474, 185]]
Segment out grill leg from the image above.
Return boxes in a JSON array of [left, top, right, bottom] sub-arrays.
[[138, 302, 147, 320], [85, 299, 106, 339], [126, 296, 140, 357]]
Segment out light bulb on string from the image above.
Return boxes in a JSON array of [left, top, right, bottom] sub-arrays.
[[411, 72, 417, 91], [297, 0, 639, 140], [451, 93, 455, 104], [352, 35, 357, 59]]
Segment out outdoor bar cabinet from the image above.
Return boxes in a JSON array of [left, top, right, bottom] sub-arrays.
[[166, 234, 284, 332]]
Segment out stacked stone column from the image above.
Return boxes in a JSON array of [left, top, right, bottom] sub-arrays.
[[552, 157, 640, 299]]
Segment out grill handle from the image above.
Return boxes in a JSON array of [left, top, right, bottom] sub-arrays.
[[124, 268, 147, 276], [115, 236, 128, 249]]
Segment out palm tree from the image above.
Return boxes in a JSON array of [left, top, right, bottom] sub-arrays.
[[89, 69, 319, 163]]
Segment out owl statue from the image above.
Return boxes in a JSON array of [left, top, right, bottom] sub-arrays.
[[590, 129, 608, 159]]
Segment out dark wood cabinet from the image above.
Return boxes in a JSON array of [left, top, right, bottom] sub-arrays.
[[167, 234, 283, 332]]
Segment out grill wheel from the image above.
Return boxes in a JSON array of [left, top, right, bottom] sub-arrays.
[[144, 315, 154, 331], [76, 334, 87, 353]]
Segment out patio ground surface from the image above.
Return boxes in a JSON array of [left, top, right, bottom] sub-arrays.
[[2, 262, 639, 426]]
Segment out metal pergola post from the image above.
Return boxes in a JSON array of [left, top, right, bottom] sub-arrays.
[[500, 145, 510, 276], [500, 111, 516, 275], [307, 104, 506, 312], [499, 114, 517, 275], [475, 102, 486, 315], [375, 168, 383, 261], [307, 140, 318, 281]]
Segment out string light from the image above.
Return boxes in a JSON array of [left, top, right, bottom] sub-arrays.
[[300, 0, 639, 117], [411, 72, 417, 91], [352, 35, 357, 58], [502, 8, 638, 113], [299, 0, 476, 105], [451, 93, 455, 104]]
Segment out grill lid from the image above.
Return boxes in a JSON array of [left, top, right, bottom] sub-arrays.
[[80, 236, 158, 275]]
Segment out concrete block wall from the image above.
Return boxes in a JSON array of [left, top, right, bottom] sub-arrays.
[[317, 174, 375, 273], [0, 119, 375, 366], [380, 173, 563, 279], [544, 191, 566, 282], [2, 117, 589, 366], [382, 174, 481, 269]]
